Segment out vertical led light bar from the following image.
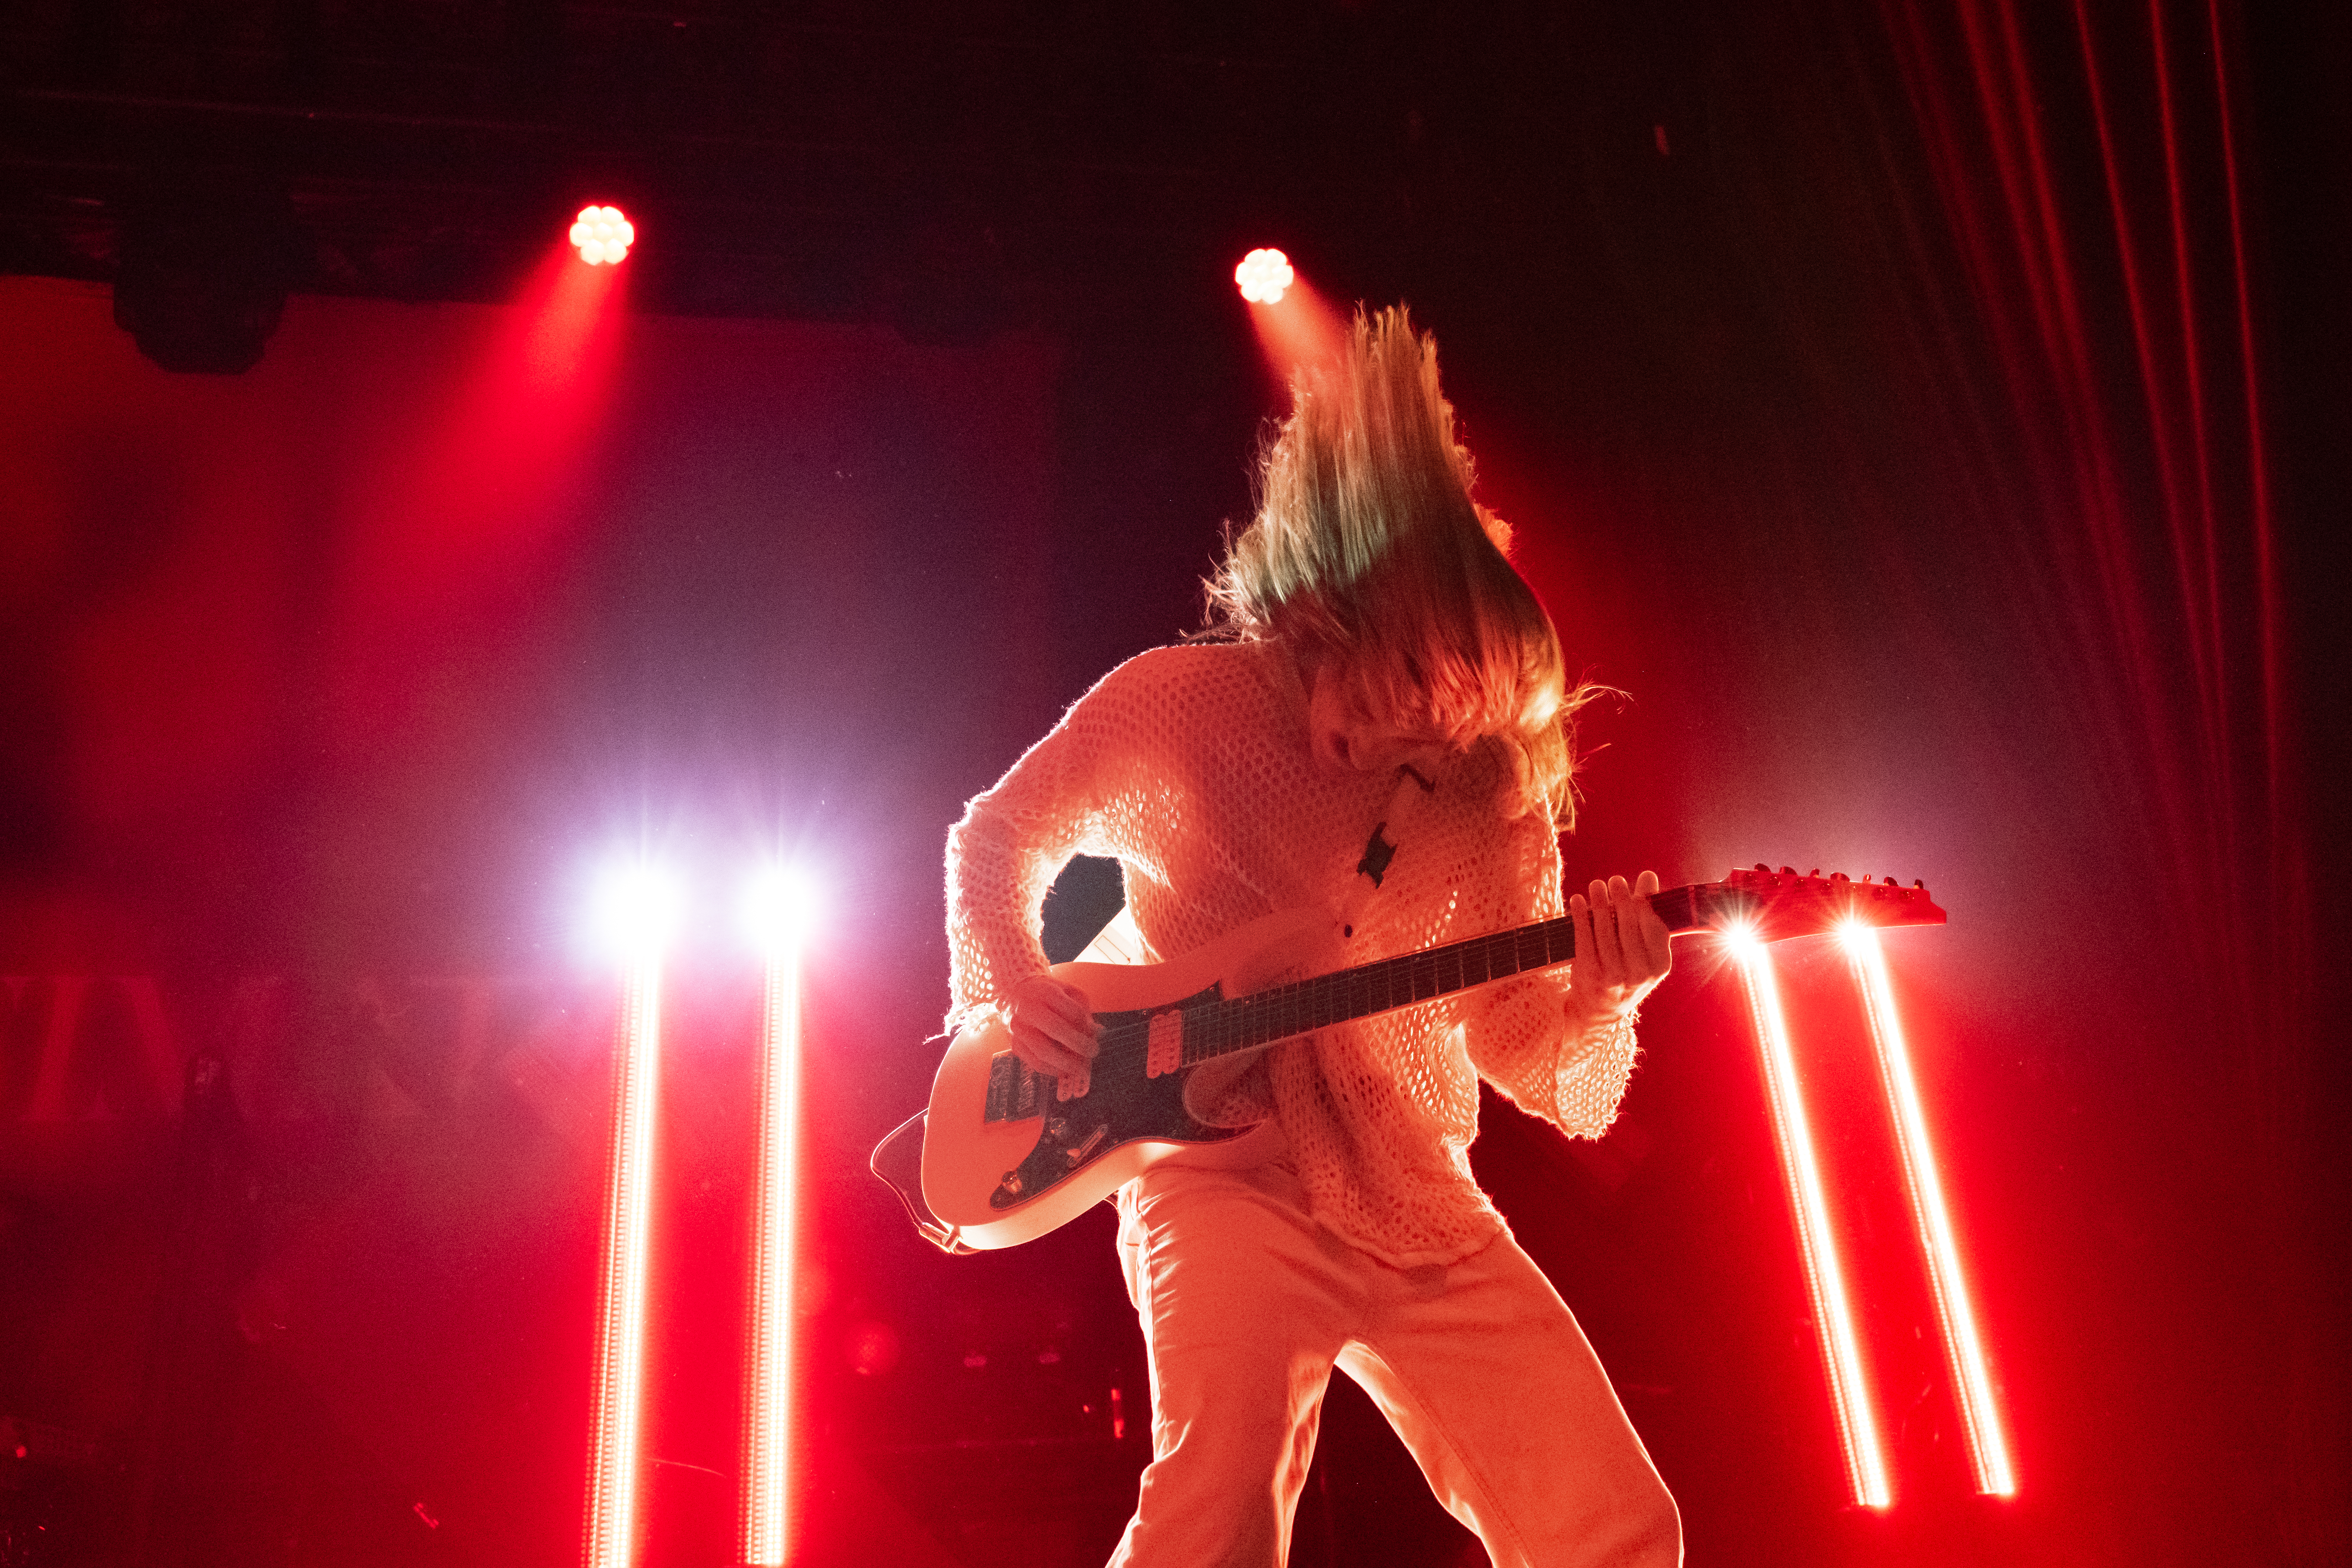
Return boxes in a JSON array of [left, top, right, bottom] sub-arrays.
[[1731, 936, 1894, 1510], [1842, 926, 2016, 1496], [741, 873, 811, 1566], [584, 867, 675, 1568]]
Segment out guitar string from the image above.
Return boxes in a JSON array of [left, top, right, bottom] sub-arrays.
[[1047, 915, 1584, 1075]]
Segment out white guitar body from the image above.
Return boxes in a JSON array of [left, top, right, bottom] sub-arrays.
[[918, 907, 1340, 1250]]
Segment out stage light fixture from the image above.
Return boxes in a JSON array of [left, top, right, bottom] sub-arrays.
[[742, 868, 816, 1565], [589, 861, 683, 959], [1842, 926, 2016, 1496], [1234, 247, 1294, 304], [113, 180, 307, 373], [571, 205, 636, 266], [1731, 938, 1894, 1510], [583, 858, 674, 1568], [742, 867, 820, 951]]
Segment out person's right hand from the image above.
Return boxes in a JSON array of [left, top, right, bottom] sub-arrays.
[[1000, 973, 1100, 1100]]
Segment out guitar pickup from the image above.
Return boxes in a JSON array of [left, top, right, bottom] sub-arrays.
[[984, 1053, 1044, 1123]]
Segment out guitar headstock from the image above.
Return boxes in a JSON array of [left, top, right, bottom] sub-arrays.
[[1664, 864, 1947, 943]]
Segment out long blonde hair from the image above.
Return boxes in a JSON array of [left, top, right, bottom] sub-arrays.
[[1203, 306, 1600, 825]]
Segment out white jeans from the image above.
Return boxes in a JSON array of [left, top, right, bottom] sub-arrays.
[[1110, 1161, 1680, 1568]]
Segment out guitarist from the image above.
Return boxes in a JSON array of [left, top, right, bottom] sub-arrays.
[[944, 307, 1680, 1567]]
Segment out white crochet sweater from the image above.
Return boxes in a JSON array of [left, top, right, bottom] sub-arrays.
[[945, 638, 1640, 1267]]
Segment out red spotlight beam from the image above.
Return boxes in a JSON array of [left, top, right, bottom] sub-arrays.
[[1731, 937, 1894, 1510], [1843, 926, 2016, 1496], [327, 236, 626, 757], [1234, 247, 1349, 384]]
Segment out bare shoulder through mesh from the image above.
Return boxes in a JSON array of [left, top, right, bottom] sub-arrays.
[[944, 639, 1642, 1267]]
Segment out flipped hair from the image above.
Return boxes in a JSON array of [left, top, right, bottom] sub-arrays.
[[1202, 306, 1600, 825]]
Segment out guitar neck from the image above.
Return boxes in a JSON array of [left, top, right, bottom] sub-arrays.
[[1178, 884, 1716, 1068], [1051, 867, 1942, 1086]]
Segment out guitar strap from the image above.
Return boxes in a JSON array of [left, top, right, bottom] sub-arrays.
[[1333, 766, 1437, 943]]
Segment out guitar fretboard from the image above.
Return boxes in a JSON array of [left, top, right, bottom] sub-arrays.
[[1170, 912, 1577, 1065], [1095, 883, 1712, 1072]]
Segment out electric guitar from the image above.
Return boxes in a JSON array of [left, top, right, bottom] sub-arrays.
[[871, 865, 1945, 1253]]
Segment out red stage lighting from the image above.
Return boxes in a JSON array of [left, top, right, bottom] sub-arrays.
[[1730, 932, 1894, 1510], [571, 205, 636, 266], [1841, 925, 2016, 1496], [741, 870, 816, 1566], [583, 863, 677, 1568], [1234, 248, 1294, 304]]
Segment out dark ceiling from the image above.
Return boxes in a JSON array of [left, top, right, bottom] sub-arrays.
[[0, 0, 1696, 338]]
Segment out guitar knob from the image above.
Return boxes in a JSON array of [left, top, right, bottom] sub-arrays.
[[1883, 875, 1899, 887], [1779, 865, 1798, 878], [1807, 867, 1822, 879]]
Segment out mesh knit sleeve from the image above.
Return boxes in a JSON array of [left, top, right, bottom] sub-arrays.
[[943, 651, 1177, 1031], [1459, 813, 1641, 1139]]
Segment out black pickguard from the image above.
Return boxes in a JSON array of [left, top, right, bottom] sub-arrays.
[[987, 983, 1252, 1211]]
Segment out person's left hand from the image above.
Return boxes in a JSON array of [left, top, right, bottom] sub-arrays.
[[1563, 871, 1673, 1033]]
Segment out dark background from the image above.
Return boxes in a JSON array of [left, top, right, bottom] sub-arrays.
[[1, 1, 2342, 1564]]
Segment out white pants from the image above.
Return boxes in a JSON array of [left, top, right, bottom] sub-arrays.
[[1110, 1161, 1680, 1568]]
